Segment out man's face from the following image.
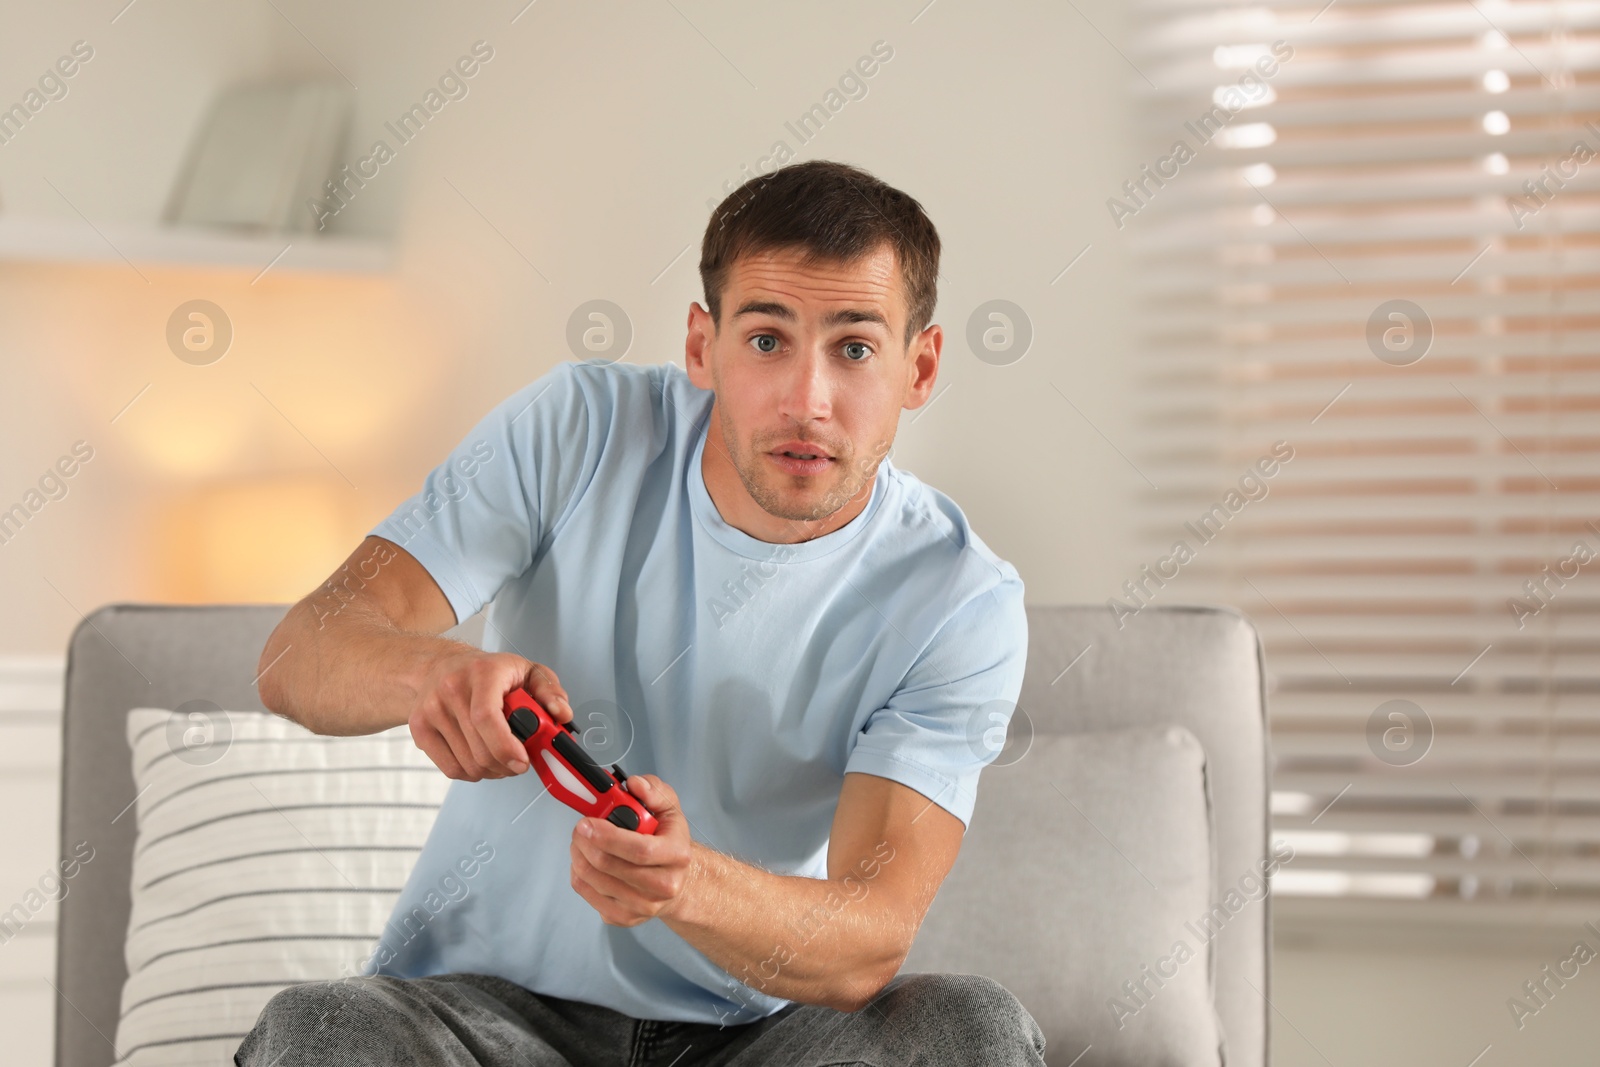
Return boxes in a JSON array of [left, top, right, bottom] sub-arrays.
[[685, 242, 941, 542]]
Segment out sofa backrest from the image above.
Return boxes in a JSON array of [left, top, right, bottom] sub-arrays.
[[55, 603, 1266, 1067], [57, 605, 296, 1067], [909, 604, 1270, 1066]]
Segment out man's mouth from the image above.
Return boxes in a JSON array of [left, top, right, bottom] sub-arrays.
[[771, 440, 834, 461], [768, 442, 835, 475]]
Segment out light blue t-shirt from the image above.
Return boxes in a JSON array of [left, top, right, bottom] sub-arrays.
[[362, 358, 1028, 1024]]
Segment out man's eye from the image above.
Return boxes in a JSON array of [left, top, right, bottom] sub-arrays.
[[750, 334, 780, 354], [843, 342, 872, 362]]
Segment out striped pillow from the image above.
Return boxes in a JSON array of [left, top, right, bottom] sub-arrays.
[[112, 707, 449, 1067]]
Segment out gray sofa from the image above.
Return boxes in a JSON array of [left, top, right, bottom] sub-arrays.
[[55, 602, 1268, 1066]]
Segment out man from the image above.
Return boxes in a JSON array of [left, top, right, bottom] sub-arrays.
[[237, 159, 1044, 1066]]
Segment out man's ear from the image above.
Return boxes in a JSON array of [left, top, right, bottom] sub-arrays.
[[685, 302, 714, 389], [903, 322, 942, 410]]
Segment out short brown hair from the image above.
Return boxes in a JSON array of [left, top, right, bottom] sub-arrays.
[[699, 160, 941, 350]]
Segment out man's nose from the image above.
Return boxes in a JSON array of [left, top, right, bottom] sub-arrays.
[[778, 347, 832, 422]]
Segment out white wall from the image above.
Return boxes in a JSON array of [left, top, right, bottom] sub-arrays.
[[1273, 934, 1600, 1067]]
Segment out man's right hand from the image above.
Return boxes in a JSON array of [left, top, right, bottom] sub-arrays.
[[411, 650, 574, 781], [257, 536, 578, 776]]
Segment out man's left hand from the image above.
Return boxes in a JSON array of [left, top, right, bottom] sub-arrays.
[[569, 774, 696, 927]]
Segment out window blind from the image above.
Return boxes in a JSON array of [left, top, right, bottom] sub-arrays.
[[1125, 0, 1600, 926]]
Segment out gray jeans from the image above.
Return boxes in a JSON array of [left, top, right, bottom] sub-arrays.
[[233, 970, 1047, 1066]]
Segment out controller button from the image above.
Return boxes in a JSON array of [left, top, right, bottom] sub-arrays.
[[551, 732, 614, 793], [508, 708, 539, 742], [607, 806, 640, 831]]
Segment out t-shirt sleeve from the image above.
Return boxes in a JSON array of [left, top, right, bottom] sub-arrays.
[[366, 361, 599, 626], [843, 570, 1029, 829]]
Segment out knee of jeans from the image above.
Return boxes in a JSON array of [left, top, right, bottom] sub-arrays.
[[891, 973, 1043, 1048], [260, 976, 402, 1036]]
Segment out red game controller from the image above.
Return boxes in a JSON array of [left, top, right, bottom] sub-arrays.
[[502, 687, 659, 834]]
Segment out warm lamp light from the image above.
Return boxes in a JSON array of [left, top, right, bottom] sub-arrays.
[[153, 475, 358, 603]]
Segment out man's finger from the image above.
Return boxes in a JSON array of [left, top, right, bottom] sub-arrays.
[[572, 838, 642, 900], [629, 776, 679, 821], [572, 840, 662, 926], [580, 815, 661, 867], [529, 664, 573, 725], [412, 721, 468, 780], [630, 777, 692, 849], [472, 675, 528, 772], [436, 706, 497, 780], [569, 870, 633, 927]]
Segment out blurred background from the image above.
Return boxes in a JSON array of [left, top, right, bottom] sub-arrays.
[[2, 0, 1598, 1064]]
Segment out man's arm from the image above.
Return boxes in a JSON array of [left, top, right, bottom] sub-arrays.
[[257, 534, 575, 780], [570, 770, 965, 1013]]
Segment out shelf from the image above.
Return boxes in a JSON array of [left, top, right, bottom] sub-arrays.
[[0, 216, 391, 275]]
